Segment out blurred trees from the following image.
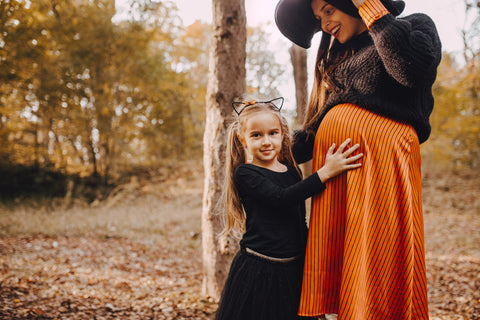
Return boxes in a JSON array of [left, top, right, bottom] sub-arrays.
[[0, 0, 478, 198], [0, 0, 196, 185], [246, 24, 284, 99], [0, 1, 286, 191], [424, 1, 480, 170], [427, 52, 480, 169], [176, 21, 285, 100]]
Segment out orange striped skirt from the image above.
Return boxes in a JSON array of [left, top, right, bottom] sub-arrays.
[[299, 104, 429, 319]]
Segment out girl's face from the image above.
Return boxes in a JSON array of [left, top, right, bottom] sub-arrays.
[[241, 111, 284, 169], [311, 0, 367, 43]]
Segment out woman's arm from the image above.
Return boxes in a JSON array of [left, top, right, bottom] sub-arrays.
[[291, 130, 315, 164], [357, 0, 442, 87]]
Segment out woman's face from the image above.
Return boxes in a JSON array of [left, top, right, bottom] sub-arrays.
[[311, 0, 367, 43]]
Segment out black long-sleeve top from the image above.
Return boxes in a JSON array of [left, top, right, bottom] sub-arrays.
[[293, 12, 442, 164], [234, 163, 325, 258]]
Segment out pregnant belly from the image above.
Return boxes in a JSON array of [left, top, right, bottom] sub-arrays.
[[313, 103, 417, 171]]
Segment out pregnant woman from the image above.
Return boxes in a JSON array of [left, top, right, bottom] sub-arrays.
[[275, 0, 441, 318]]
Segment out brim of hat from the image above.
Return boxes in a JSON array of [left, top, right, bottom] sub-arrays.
[[275, 0, 321, 49]]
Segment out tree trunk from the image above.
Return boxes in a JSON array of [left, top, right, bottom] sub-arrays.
[[88, 126, 99, 177], [289, 44, 308, 126], [289, 43, 312, 222], [202, 0, 246, 301]]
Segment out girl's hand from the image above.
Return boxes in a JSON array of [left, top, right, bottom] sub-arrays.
[[352, 0, 366, 8], [316, 138, 363, 183]]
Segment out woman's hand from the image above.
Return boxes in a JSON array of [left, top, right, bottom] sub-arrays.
[[352, 0, 367, 8], [316, 138, 363, 183]]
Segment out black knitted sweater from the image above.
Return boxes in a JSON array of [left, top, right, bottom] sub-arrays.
[[293, 13, 442, 164]]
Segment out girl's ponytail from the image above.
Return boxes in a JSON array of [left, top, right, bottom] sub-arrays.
[[221, 121, 247, 239]]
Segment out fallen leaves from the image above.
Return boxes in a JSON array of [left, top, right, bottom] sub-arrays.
[[422, 168, 480, 320], [0, 236, 216, 319], [0, 167, 478, 319]]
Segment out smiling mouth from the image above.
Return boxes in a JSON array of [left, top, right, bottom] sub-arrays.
[[331, 25, 340, 36]]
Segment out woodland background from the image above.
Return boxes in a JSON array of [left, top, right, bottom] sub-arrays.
[[0, 0, 479, 319]]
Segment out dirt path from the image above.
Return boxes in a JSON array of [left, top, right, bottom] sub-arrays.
[[0, 169, 478, 319]]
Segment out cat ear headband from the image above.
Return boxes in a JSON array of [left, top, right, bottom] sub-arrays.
[[231, 97, 284, 115]]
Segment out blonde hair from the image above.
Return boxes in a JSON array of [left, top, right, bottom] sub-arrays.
[[221, 102, 300, 238]]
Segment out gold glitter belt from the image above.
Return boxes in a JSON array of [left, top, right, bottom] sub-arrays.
[[245, 247, 301, 263]]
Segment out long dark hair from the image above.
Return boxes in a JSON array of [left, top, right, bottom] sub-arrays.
[[303, 34, 353, 135]]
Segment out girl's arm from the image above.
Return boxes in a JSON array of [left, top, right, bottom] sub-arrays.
[[235, 139, 362, 207], [356, 0, 442, 88], [235, 165, 323, 207]]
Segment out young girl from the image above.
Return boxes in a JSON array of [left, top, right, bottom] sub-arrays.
[[275, 0, 442, 319], [214, 98, 362, 320]]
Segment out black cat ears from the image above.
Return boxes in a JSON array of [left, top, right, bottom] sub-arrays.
[[231, 97, 284, 115]]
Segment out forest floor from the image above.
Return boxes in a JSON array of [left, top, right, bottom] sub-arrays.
[[0, 167, 479, 319]]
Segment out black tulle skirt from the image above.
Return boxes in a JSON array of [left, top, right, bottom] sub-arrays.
[[215, 247, 311, 320]]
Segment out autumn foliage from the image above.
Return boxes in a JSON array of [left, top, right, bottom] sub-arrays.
[[0, 0, 479, 319]]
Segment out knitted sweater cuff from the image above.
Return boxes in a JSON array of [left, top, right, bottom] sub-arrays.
[[358, 0, 389, 29]]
